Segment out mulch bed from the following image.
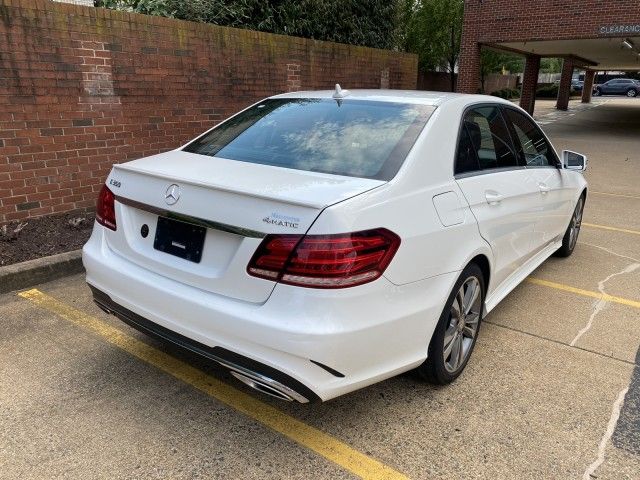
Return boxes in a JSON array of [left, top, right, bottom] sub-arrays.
[[0, 212, 95, 267]]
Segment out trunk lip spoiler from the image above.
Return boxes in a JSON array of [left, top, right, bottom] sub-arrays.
[[115, 195, 267, 239], [113, 162, 386, 210]]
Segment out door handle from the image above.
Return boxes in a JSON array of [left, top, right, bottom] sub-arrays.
[[485, 191, 503, 205], [539, 182, 550, 194]]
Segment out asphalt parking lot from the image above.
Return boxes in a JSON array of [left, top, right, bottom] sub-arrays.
[[1, 98, 639, 480]]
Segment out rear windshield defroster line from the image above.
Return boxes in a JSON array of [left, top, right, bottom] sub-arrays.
[[183, 98, 435, 181]]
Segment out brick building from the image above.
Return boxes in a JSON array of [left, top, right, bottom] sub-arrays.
[[457, 0, 640, 113]]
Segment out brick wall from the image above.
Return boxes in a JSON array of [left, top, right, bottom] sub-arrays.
[[0, 0, 417, 224], [417, 71, 456, 92], [457, 0, 640, 94]]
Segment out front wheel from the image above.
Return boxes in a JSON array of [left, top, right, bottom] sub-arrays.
[[593, 88, 601, 96], [418, 263, 485, 384], [627, 89, 637, 98], [555, 196, 585, 257]]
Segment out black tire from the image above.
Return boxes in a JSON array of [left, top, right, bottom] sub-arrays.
[[593, 88, 601, 96], [626, 89, 637, 98], [555, 195, 585, 258], [417, 263, 485, 385]]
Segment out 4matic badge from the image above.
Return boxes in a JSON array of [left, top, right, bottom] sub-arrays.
[[263, 212, 300, 229]]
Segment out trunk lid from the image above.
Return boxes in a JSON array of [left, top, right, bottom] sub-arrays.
[[104, 151, 384, 303]]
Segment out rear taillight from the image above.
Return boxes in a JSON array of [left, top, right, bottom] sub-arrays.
[[96, 184, 117, 231], [247, 228, 400, 288]]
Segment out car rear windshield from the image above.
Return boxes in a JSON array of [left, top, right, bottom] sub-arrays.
[[183, 98, 435, 181]]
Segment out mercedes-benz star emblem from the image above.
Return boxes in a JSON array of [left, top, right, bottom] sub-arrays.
[[165, 184, 181, 205]]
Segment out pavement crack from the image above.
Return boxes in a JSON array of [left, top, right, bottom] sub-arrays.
[[581, 386, 629, 480], [580, 242, 640, 263], [570, 262, 640, 347], [483, 320, 638, 368]]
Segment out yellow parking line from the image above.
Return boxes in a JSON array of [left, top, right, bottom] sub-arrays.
[[591, 191, 640, 200], [18, 289, 408, 480], [526, 278, 640, 309], [582, 222, 640, 236]]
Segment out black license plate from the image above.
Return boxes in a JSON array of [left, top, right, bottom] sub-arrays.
[[154, 216, 206, 263]]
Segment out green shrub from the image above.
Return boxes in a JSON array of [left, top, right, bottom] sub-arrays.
[[536, 84, 558, 98], [536, 84, 581, 98], [95, 0, 401, 50], [490, 87, 520, 99]]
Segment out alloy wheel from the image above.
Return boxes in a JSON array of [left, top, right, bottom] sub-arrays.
[[627, 89, 637, 97], [443, 276, 482, 373], [568, 198, 584, 251]]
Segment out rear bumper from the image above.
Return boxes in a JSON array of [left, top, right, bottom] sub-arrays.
[[90, 285, 319, 403], [83, 225, 458, 401]]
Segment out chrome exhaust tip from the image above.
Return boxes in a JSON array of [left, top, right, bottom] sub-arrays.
[[229, 370, 309, 403]]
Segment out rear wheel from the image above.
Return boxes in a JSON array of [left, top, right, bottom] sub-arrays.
[[555, 196, 584, 258], [627, 89, 637, 98], [418, 263, 484, 384]]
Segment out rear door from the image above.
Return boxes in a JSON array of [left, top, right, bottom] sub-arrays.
[[503, 107, 573, 252], [454, 105, 538, 291]]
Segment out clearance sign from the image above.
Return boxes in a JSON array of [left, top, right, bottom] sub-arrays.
[[599, 24, 640, 35]]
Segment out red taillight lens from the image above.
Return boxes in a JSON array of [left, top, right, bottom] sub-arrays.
[[96, 184, 117, 231], [247, 228, 400, 288]]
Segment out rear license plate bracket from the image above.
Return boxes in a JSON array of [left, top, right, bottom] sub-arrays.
[[153, 216, 206, 263]]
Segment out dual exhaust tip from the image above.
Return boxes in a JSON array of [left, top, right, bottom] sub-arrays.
[[228, 370, 309, 403]]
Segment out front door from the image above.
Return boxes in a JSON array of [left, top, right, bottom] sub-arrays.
[[503, 107, 574, 250]]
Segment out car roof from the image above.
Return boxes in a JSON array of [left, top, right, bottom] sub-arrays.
[[271, 89, 512, 108]]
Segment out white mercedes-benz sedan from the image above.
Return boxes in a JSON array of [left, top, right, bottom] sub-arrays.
[[83, 88, 588, 403]]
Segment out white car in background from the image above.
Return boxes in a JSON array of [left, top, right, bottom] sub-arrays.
[[83, 88, 587, 403]]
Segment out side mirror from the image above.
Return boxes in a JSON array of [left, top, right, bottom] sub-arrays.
[[562, 150, 587, 171]]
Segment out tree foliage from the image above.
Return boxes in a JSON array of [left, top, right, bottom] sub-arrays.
[[481, 50, 523, 75], [95, 0, 402, 50], [400, 0, 463, 73], [540, 58, 562, 74]]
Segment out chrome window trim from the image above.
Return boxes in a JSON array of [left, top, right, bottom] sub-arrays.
[[115, 195, 267, 239], [454, 165, 527, 180]]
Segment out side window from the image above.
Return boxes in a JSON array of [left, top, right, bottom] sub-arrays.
[[455, 106, 519, 175], [455, 122, 480, 174], [504, 108, 557, 167]]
